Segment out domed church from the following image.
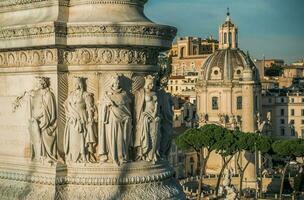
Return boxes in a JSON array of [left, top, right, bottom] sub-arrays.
[[196, 10, 261, 180]]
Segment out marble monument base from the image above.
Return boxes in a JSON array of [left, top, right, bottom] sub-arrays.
[[0, 160, 185, 200]]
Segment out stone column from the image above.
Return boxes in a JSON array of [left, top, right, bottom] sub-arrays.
[[241, 80, 257, 184], [0, 0, 185, 199]]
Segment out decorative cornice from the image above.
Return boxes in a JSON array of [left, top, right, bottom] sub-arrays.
[[0, 22, 67, 40], [69, 0, 148, 7], [0, 23, 176, 45], [0, 47, 160, 67], [0, 0, 69, 13], [0, 0, 148, 13], [0, 169, 173, 185], [0, 49, 58, 67], [67, 24, 177, 41], [62, 47, 160, 65]]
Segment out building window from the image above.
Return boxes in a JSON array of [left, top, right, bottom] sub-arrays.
[[280, 109, 285, 116], [193, 46, 198, 55], [268, 98, 272, 103], [280, 98, 284, 103], [302, 98, 304, 103], [281, 128, 285, 136], [255, 96, 258, 112], [301, 129, 304, 138], [291, 109, 295, 116], [224, 32, 227, 44], [212, 97, 219, 110], [237, 96, 242, 110], [180, 47, 185, 58], [178, 155, 183, 163], [302, 109, 304, 116], [291, 98, 294, 103], [291, 128, 295, 136], [175, 86, 178, 91], [228, 32, 232, 44], [290, 119, 295, 124], [280, 119, 285, 124]]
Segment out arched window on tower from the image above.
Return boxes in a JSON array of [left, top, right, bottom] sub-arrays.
[[228, 32, 232, 45], [224, 32, 227, 44], [235, 32, 238, 47]]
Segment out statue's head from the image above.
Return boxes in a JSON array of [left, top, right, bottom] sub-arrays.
[[35, 76, 50, 89], [74, 77, 87, 91], [144, 75, 155, 91], [111, 75, 121, 90]]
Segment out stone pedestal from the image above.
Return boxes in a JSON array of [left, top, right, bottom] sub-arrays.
[[0, 0, 184, 199]]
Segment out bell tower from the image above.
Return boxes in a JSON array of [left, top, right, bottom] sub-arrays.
[[219, 8, 238, 49]]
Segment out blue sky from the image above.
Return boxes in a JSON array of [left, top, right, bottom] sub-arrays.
[[145, 0, 304, 64]]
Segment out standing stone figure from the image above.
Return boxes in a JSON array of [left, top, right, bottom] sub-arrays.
[[64, 77, 97, 163], [98, 75, 132, 165], [13, 77, 57, 163], [157, 75, 173, 159], [134, 75, 161, 162], [221, 168, 239, 200]]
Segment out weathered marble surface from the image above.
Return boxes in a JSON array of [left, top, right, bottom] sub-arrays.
[[0, 0, 184, 199]]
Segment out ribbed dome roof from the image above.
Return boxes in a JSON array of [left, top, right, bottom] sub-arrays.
[[202, 48, 257, 81]]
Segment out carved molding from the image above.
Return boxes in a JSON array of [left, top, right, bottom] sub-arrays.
[[63, 47, 159, 65], [0, 23, 176, 42], [0, 169, 173, 185], [0, 22, 66, 40], [69, 0, 148, 6], [0, 47, 160, 67], [67, 24, 177, 40], [0, 0, 69, 13], [0, 177, 185, 200], [0, 0, 148, 12], [0, 49, 58, 67]]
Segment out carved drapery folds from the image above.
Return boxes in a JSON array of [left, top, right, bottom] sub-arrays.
[[13, 76, 58, 163], [133, 75, 161, 162], [98, 75, 132, 165], [63, 77, 98, 163], [13, 74, 174, 165]]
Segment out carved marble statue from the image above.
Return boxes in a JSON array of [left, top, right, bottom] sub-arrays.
[[64, 77, 97, 163], [256, 112, 272, 134], [134, 75, 161, 162], [157, 73, 174, 159], [98, 75, 132, 166], [222, 168, 239, 200], [13, 76, 57, 163]]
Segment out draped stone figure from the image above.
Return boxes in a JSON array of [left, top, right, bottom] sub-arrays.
[[98, 75, 132, 165], [64, 77, 97, 163], [134, 75, 161, 162], [13, 77, 57, 163], [157, 75, 173, 159]]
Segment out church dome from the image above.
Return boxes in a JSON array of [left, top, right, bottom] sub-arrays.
[[202, 48, 257, 81], [201, 9, 259, 82]]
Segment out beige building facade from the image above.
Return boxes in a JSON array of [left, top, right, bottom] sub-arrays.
[[196, 11, 261, 182], [170, 36, 218, 76], [262, 84, 304, 139]]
